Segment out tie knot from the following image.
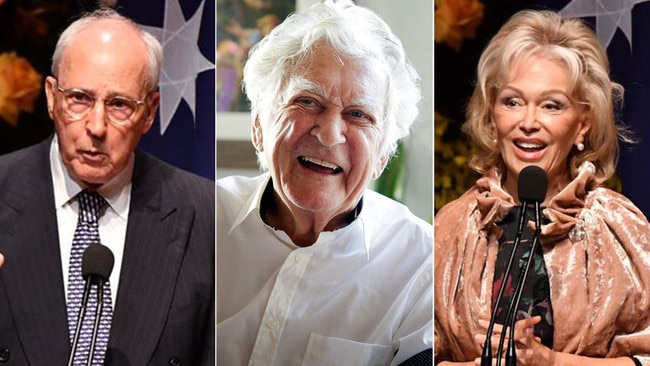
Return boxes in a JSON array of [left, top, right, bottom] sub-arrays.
[[77, 191, 107, 223]]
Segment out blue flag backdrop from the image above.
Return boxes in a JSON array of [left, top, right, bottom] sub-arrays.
[[119, 0, 215, 181]]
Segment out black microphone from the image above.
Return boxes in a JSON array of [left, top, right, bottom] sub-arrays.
[[481, 168, 531, 366], [498, 166, 547, 366], [481, 166, 545, 366], [67, 244, 115, 366]]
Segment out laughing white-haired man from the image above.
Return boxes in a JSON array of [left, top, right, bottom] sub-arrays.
[[217, 1, 432, 365]]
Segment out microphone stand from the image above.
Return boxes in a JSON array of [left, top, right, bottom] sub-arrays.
[[87, 278, 106, 366], [70, 243, 114, 365], [68, 278, 93, 366], [481, 201, 529, 366], [498, 200, 543, 366]]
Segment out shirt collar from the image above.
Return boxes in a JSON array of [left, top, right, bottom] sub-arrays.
[[356, 198, 371, 260], [50, 137, 133, 219], [227, 172, 371, 258], [228, 172, 271, 235]]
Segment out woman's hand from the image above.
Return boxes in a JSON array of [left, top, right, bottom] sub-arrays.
[[511, 316, 555, 365], [467, 317, 637, 366], [474, 316, 555, 365]]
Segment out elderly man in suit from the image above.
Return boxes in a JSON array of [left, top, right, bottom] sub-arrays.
[[0, 8, 214, 365]]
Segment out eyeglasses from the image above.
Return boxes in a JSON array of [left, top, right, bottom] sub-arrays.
[[53, 79, 147, 127]]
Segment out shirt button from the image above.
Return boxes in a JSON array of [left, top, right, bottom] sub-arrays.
[[295, 254, 304, 263], [0, 346, 9, 363], [267, 317, 279, 329]]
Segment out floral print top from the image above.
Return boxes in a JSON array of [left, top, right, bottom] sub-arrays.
[[493, 206, 554, 348]]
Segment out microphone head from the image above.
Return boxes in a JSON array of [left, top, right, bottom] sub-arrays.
[[81, 244, 115, 281], [518, 165, 548, 202]]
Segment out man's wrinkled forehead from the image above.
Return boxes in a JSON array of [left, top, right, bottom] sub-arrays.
[[282, 73, 386, 116]]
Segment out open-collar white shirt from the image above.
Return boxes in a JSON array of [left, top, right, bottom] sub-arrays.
[[50, 137, 132, 308], [217, 173, 432, 365]]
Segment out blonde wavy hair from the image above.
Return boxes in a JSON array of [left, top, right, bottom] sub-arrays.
[[463, 10, 629, 184]]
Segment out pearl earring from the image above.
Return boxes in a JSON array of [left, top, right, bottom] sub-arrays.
[[576, 142, 585, 151]]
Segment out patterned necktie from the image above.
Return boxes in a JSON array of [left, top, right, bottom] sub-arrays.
[[67, 191, 113, 366]]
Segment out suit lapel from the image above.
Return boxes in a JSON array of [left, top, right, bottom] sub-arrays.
[[107, 152, 193, 365], [0, 139, 70, 365]]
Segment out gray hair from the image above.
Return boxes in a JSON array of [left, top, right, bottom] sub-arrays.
[[51, 7, 162, 92], [243, 0, 420, 170]]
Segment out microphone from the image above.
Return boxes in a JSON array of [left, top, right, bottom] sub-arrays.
[[517, 166, 547, 204], [67, 244, 115, 366], [498, 166, 547, 366], [481, 166, 547, 366]]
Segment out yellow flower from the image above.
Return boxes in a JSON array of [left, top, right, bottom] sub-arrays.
[[434, 111, 479, 211], [0, 52, 42, 126], [435, 0, 485, 51]]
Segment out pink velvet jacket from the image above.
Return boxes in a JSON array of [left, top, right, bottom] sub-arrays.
[[435, 162, 650, 363]]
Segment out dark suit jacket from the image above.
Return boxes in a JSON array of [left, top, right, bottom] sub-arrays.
[[0, 137, 215, 365]]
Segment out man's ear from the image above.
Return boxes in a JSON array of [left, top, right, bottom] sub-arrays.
[[252, 117, 264, 152], [44, 76, 56, 119], [372, 155, 389, 180], [141, 91, 160, 134]]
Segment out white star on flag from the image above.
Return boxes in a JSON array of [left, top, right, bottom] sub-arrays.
[[141, 0, 214, 135], [560, 0, 650, 51]]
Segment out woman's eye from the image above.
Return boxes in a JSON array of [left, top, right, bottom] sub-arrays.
[[503, 98, 519, 107], [542, 101, 563, 110]]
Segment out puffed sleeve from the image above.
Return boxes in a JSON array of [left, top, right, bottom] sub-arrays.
[[591, 189, 650, 360], [542, 185, 650, 360], [434, 169, 516, 361]]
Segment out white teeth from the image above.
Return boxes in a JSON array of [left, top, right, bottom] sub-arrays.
[[301, 156, 340, 170], [516, 141, 543, 149]]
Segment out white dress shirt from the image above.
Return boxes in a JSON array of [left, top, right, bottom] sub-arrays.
[[50, 137, 132, 308], [217, 173, 432, 366]]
